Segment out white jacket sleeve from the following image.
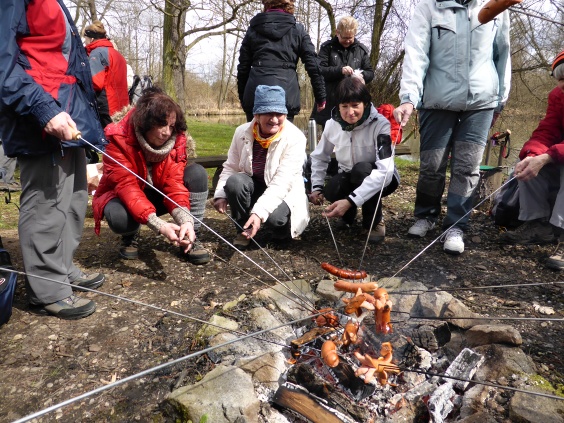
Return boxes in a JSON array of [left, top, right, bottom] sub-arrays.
[[398, 1, 433, 106], [493, 10, 512, 110]]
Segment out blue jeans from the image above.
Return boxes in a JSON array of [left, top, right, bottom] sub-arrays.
[[415, 108, 493, 231]]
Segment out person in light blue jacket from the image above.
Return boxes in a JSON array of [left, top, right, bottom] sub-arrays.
[[393, 0, 511, 255]]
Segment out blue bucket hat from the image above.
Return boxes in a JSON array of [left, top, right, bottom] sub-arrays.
[[253, 85, 288, 115]]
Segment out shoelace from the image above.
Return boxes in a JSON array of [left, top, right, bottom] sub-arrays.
[[439, 227, 463, 243]]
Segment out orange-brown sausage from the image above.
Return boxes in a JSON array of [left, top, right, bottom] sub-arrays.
[[478, 0, 522, 24], [313, 308, 340, 328], [334, 279, 378, 293], [321, 340, 340, 367], [321, 262, 367, 280]]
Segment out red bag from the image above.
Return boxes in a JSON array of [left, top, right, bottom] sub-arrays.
[[377, 104, 403, 144]]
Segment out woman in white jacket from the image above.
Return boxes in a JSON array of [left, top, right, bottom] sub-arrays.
[[394, 0, 511, 255], [213, 85, 309, 249], [309, 76, 400, 244]]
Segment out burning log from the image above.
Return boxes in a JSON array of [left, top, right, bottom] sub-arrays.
[[443, 348, 485, 391]]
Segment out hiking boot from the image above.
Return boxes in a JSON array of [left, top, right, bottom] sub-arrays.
[[185, 241, 211, 265], [362, 221, 386, 244], [71, 272, 105, 291], [408, 219, 435, 238], [233, 233, 251, 250], [43, 294, 96, 320], [441, 227, 464, 255], [500, 220, 555, 245], [120, 232, 140, 259]]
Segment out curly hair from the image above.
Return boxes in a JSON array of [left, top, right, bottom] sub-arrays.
[[132, 87, 187, 137], [262, 0, 294, 14]]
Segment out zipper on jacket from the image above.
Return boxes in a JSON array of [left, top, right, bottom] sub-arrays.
[[350, 133, 355, 164]]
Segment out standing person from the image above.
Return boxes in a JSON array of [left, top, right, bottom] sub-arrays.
[[213, 85, 310, 249], [311, 16, 375, 129], [237, 0, 326, 122], [84, 21, 129, 128], [500, 50, 564, 270], [393, 0, 511, 255], [0, 0, 107, 319], [309, 77, 399, 244], [93, 88, 210, 265], [0, 141, 19, 191]]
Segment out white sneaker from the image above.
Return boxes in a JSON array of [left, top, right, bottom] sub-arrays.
[[408, 219, 435, 238], [442, 227, 464, 255]]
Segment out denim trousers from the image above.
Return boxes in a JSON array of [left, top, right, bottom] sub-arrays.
[[415, 108, 494, 231]]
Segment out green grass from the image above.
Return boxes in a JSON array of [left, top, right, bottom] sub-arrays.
[[187, 118, 237, 157]]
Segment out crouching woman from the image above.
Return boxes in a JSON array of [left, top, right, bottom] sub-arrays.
[[309, 76, 400, 243], [213, 85, 309, 249], [93, 88, 210, 264]]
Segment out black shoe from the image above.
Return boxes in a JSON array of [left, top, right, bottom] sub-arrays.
[[42, 295, 96, 320], [185, 241, 211, 265], [71, 272, 105, 291], [120, 232, 139, 259]]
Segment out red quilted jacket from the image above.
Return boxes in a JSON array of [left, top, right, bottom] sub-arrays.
[[92, 110, 190, 235], [520, 87, 564, 164]]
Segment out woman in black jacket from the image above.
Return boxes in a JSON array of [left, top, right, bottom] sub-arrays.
[[312, 16, 375, 128], [237, 0, 326, 122]]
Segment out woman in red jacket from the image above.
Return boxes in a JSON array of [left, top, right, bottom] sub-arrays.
[[93, 88, 210, 264], [501, 50, 564, 270], [84, 21, 129, 128]]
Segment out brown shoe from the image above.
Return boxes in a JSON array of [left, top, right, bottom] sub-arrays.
[[500, 220, 555, 245], [363, 221, 386, 244], [233, 233, 251, 250]]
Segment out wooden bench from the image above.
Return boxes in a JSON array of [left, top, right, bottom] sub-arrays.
[[192, 144, 412, 169]]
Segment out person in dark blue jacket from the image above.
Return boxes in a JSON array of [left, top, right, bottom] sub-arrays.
[[0, 0, 107, 319], [237, 0, 326, 122]]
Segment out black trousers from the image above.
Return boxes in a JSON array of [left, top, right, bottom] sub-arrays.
[[324, 162, 398, 229]]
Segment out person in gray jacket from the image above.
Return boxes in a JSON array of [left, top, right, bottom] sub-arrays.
[[394, 0, 511, 255]]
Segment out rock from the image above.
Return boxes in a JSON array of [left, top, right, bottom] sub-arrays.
[[465, 324, 522, 347], [458, 384, 490, 419], [457, 411, 498, 423], [167, 365, 260, 423], [377, 276, 404, 291], [196, 314, 239, 339], [315, 279, 345, 302], [256, 280, 318, 321], [391, 281, 427, 316], [509, 390, 564, 423], [414, 290, 485, 329], [237, 351, 287, 390], [473, 344, 536, 381], [223, 294, 246, 312], [88, 345, 102, 352], [208, 332, 282, 364], [248, 307, 295, 342]]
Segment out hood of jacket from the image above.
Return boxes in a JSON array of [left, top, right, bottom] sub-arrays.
[[249, 11, 295, 41], [85, 38, 115, 55]]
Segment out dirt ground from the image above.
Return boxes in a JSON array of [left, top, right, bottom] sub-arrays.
[[1, 168, 563, 422]]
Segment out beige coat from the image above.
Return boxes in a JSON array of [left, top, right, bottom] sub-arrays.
[[214, 119, 310, 238]]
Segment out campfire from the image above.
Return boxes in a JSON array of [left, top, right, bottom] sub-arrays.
[[271, 276, 485, 422]]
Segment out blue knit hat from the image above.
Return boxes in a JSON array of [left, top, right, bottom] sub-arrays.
[[253, 85, 288, 115]]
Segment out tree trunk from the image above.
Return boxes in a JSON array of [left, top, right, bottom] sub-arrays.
[[163, 0, 187, 109]]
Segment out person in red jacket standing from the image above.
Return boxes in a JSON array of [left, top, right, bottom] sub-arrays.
[[92, 88, 210, 265], [84, 21, 129, 128], [501, 50, 564, 270]]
